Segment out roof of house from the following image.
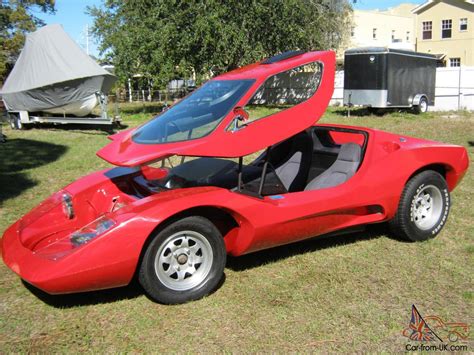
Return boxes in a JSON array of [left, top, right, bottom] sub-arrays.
[[412, 0, 474, 14]]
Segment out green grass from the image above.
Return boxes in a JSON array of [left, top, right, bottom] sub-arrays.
[[0, 105, 473, 352]]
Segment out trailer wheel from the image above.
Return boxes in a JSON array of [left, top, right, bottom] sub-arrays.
[[414, 97, 428, 114], [15, 116, 23, 130], [8, 113, 22, 130]]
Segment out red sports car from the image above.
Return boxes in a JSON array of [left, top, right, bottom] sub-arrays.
[[1, 51, 469, 304]]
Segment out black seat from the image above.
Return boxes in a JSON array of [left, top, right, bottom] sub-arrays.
[[305, 143, 361, 190]]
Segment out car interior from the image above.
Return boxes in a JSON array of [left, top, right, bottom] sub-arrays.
[[131, 127, 367, 197]]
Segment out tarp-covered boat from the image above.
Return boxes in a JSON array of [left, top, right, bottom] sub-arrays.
[[0, 24, 116, 117]]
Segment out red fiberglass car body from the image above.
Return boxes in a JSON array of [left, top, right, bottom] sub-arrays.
[[1, 51, 469, 304]]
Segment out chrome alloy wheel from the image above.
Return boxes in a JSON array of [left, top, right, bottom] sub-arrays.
[[411, 185, 443, 230], [154, 230, 213, 291]]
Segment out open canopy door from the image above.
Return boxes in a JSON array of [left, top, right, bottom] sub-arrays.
[[98, 51, 335, 167]]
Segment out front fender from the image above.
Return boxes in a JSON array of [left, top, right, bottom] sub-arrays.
[[114, 187, 260, 256]]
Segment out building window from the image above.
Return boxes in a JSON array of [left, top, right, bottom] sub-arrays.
[[460, 18, 468, 31], [442, 19, 452, 38], [449, 58, 461, 67], [391, 30, 395, 42], [422, 21, 432, 40], [406, 31, 410, 41], [351, 27, 355, 37], [372, 28, 377, 39]]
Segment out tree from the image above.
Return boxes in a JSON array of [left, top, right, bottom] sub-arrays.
[[0, 0, 55, 82], [89, 0, 352, 88]]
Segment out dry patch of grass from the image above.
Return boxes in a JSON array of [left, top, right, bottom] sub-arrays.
[[0, 106, 472, 352]]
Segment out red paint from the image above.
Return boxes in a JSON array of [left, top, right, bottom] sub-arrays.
[[1, 51, 469, 295], [329, 130, 365, 145]]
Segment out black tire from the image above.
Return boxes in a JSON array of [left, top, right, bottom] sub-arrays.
[[139, 216, 226, 304], [9, 113, 17, 130], [9, 114, 23, 130], [389, 170, 450, 241], [15, 116, 23, 130], [413, 97, 428, 114]]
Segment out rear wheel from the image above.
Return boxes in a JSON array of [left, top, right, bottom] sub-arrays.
[[389, 170, 450, 241], [139, 216, 226, 304]]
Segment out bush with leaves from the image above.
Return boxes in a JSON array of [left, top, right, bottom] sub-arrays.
[[0, 0, 55, 82], [89, 0, 352, 88]]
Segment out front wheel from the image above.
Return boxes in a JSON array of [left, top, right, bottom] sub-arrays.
[[139, 216, 226, 304], [389, 170, 450, 241]]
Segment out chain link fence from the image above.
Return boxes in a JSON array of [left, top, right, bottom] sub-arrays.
[[113, 88, 194, 104]]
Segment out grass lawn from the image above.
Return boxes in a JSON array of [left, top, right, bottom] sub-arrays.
[[0, 105, 472, 352]]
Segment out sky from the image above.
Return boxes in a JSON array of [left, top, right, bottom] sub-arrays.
[[36, 0, 102, 57], [353, 0, 424, 10], [36, 0, 426, 58]]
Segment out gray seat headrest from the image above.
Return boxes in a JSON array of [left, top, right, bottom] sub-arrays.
[[304, 142, 362, 191], [338, 143, 361, 162]]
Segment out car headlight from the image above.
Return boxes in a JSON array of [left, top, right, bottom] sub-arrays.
[[70, 216, 115, 247]]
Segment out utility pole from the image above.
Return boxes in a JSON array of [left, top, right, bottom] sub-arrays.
[[78, 25, 91, 55], [128, 78, 133, 102], [85, 24, 89, 55]]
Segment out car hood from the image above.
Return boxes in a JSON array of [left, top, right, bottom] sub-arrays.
[[97, 51, 335, 167]]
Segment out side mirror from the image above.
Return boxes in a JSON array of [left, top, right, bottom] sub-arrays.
[[233, 106, 249, 122], [229, 106, 250, 132]]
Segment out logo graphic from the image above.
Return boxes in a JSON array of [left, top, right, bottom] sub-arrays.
[[403, 305, 442, 341], [402, 305, 469, 343]]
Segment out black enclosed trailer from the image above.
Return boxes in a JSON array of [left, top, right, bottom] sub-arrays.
[[343, 47, 437, 113]]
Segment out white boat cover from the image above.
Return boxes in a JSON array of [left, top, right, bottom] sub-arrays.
[[0, 24, 116, 114]]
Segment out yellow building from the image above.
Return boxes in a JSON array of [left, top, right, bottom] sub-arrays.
[[347, 4, 417, 52], [413, 0, 474, 66]]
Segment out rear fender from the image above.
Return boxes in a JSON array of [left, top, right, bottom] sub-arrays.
[[402, 146, 469, 191], [412, 94, 427, 106]]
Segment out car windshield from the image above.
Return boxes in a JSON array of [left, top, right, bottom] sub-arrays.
[[133, 79, 254, 144]]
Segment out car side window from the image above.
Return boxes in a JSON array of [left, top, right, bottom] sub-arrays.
[[244, 61, 323, 123]]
